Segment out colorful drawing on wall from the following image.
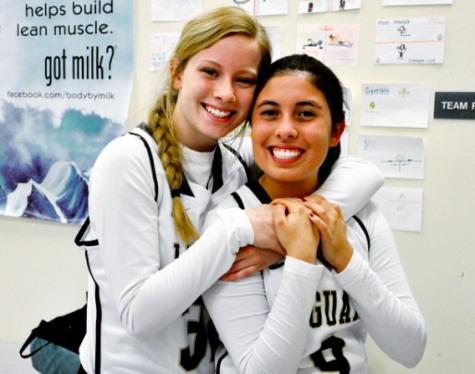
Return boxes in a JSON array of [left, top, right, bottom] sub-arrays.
[[0, 0, 134, 224], [297, 24, 360, 67]]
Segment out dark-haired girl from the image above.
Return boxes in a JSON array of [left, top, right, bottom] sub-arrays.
[[203, 54, 426, 374]]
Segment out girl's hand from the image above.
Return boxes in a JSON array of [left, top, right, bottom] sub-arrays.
[[302, 195, 353, 273], [272, 198, 320, 264], [244, 204, 287, 255], [221, 245, 284, 281]]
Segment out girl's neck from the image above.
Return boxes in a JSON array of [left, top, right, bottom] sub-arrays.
[[172, 113, 218, 152], [181, 139, 217, 152], [182, 146, 215, 188], [258, 174, 320, 200]]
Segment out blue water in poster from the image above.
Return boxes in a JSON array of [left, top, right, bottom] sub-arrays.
[[0, 0, 134, 224]]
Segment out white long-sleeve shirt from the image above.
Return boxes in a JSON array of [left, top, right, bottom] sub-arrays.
[[76, 126, 384, 373], [203, 182, 426, 374]]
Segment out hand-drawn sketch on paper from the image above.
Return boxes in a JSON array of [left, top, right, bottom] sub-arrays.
[[375, 18, 445, 64], [358, 135, 424, 179], [361, 83, 430, 128], [150, 33, 180, 71], [297, 24, 360, 67], [373, 187, 423, 232]]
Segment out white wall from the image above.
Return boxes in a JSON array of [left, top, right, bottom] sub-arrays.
[[2, 1, 475, 373]]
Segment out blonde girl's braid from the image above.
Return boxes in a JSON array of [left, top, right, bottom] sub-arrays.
[[147, 6, 272, 247], [147, 96, 199, 247]]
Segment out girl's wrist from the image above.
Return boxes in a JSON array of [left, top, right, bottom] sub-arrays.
[[287, 251, 317, 265], [332, 246, 354, 273]]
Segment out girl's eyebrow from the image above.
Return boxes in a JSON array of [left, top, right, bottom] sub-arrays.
[[200, 60, 224, 69], [296, 100, 323, 109], [256, 100, 324, 109], [200, 59, 258, 76], [256, 100, 279, 108]]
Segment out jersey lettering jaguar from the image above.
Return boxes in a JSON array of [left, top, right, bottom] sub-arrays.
[[309, 290, 359, 328]]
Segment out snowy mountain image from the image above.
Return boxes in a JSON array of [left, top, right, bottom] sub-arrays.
[[0, 100, 124, 224], [4, 161, 89, 224]]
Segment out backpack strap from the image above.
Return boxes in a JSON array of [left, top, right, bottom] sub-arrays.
[[19, 323, 51, 358]]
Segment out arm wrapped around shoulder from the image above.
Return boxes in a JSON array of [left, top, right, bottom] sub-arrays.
[[313, 156, 384, 221]]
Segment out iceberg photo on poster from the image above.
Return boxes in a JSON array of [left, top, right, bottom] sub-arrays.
[[0, 102, 124, 224], [0, 0, 134, 224]]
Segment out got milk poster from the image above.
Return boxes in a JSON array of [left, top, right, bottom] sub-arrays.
[[0, 0, 134, 224]]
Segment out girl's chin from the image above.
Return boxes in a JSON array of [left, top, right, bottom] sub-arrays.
[[206, 123, 240, 138]]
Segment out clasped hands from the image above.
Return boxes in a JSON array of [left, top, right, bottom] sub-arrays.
[[222, 195, 353, 281]]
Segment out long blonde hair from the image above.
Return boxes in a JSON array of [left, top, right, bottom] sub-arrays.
[[147, 7, 272, 246]]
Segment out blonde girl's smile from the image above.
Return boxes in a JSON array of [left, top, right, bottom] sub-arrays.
[[203, 103, 235, 120]]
